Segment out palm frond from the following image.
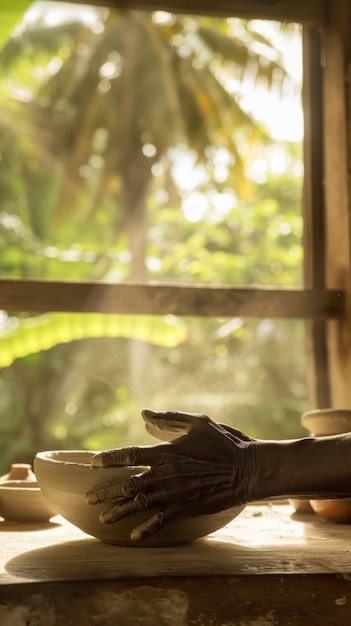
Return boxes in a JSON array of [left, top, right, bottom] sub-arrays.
[[0, 312, 187, 368], [0, 21, 84, 69]]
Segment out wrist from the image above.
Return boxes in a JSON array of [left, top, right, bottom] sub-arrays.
[[249, 440, 301, 501], [249, 434, 351, 502]]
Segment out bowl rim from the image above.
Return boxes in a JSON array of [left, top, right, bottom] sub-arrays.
[[34, 450, 148, 473], [35, 450, 98, 467], [301, 408, 351, 435], [0, 484, 42, 492], [301, 408, 351, 420]]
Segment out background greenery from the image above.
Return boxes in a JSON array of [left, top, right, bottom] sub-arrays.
[[0, 2, 306, 473]]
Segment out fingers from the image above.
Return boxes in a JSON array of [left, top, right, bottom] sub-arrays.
[[91, 442, 172, 468], [144, 422, 181, 442], [86, 474, 140, 504], [87, 459, 231, 505], [142, 408, 210, 437], [130, 508, 179, 541], [100, 499, 180, 542], [97, 489, 181, 541], [99, 489, 162, 523], [100, 492, 151, 523], [87, 461, 189, 504], [91, 409, 215, 467], [91, 446, 138, 468], [86, 470, 160, 504]]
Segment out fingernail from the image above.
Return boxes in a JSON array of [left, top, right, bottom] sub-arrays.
[[100, 510, 114, 524], [91, 455, 104, 467], [85, 492, 98, 504], [142, 408, 156, 419], [131, 528, 143, 541]]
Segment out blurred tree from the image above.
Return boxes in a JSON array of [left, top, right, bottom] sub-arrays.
[[0, 5, 304, 470], [0, 0, 32, 48], [0, 7, 295, 278]]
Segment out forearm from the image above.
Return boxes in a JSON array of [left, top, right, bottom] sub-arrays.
[[249, 433, 351, 501]]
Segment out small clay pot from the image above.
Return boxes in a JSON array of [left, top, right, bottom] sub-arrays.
[[301, 408, 351, 523], [309, 498, 351, 523], [0, 463, 37, 483], [301, 408, 351, 437], [0, 463, 57, 523], [0, 482, 57, 523], [289, 498, 314, 514]]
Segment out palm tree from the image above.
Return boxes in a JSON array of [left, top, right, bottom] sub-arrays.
[[0, 6, 300, 463], [1, 7, 294, 280]]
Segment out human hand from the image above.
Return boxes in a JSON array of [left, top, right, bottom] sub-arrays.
[[85, 408, 257, 541]]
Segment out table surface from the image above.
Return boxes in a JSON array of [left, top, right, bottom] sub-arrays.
[[1, 502, 351, 585]]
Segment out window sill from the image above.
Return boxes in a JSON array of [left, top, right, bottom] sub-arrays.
[[1, 502, 350, 585], [2, 503, 351, 624]]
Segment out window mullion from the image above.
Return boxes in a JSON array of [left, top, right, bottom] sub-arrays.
[[302, 25, 331, 408]]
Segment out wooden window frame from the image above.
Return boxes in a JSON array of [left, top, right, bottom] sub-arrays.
[[1, 0, 350, 411]]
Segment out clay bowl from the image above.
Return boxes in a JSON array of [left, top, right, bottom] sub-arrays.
[[34, 450, 245, 546], [309, 498, 351, 523], [301, 408, 351, 437], [0, 481, 57, 523], [289, 498, 314, 515]]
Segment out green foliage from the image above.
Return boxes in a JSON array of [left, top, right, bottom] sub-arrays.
[[0, 6, 306, 472], [148, 172, 303, 286], [0, 313, 187, 368], [0, 0, 32, 49]]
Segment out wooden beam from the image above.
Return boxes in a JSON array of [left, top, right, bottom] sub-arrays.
[[323, 0, 351, 408], [0, 279, 344, 318], [58, 0, 326, 24], [303, 26, 331, 408]]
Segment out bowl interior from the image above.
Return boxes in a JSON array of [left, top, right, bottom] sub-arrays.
[[301, 409, 351, 435], [34, 450, 245, 546]]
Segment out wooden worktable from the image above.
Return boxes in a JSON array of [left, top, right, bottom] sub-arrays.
[[1, 503, 351, 625]]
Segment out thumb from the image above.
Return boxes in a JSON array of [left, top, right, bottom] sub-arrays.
[[142, 408, 211, 441]]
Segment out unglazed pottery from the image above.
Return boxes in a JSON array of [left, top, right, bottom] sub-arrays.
[[0, 463, 37, 483], [309, 498, 351, 523], [0, 464, 57, 523], [301, 408, 351, 437], [289, 498, 314, 514], [301, 408, 351, 523], [34, 450, 246, 546]]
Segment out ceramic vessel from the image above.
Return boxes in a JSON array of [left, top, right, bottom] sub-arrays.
[[301, 408, 351, 523], [308, 498, 351, 523], [301, 408, 351, 437], [34, 450, 246, 546], [0, 463, 37, 483], [289, 498, 314, 514], [0, 464, 57, 523]]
